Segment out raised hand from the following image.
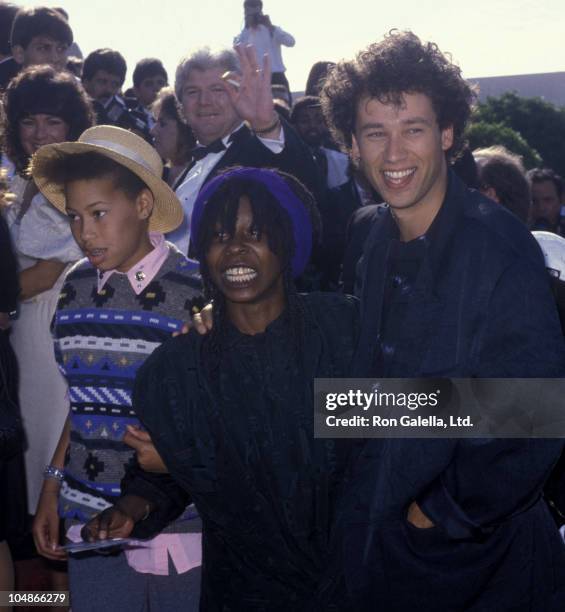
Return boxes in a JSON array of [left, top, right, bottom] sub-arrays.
[[223, 44, 277, 134]]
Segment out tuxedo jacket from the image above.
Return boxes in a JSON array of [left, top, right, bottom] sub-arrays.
[[195, 120, 324, 205]]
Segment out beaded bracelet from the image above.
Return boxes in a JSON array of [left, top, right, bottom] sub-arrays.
[[44, 464, 65, 483]]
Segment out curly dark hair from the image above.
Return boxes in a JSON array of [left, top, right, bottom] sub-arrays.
[[2, 65, 95, 176], [321, 30, 476, 159]]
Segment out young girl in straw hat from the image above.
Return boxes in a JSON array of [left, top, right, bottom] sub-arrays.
[[31, 125, 203, 611]]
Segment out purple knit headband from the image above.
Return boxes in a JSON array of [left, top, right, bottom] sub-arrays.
[[190, 167, 313, 278]]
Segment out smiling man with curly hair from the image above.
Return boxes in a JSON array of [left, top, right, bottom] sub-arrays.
[[322, 30, 565, 611]]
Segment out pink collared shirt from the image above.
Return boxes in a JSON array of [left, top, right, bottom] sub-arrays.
[[124, 532, 202, 575], [97, 232, 170, 295], [66, 524, 202, 576], [86, 232, 202, 575]]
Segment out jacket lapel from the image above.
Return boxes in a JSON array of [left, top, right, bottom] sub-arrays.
[[353, 210, 395, 375], [205, 125, 253, 185]]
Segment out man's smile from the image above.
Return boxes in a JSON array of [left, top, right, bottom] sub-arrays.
[[382, 167, 417, 188]]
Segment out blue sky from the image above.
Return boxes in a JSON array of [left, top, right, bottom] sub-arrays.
[[18, 0, 565, 91]]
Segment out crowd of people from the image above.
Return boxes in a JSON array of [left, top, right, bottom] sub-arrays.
[[1, 1, 565, 611]]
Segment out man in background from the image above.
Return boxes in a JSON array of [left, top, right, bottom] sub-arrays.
[[234, 0, 295, 94], [168, 45, 321, 255], [291, 95, 349, 189], [82, 48, 152, 141], [528, 167, 564, 235], [473, 145, 531, 224], [132, 58, 168, 127], [82, 48, 127, 105], [1, 6, 72, 90]]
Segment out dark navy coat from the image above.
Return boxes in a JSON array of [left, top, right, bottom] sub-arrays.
[[125, 293, 360, 611], [342, 172, 565, 611]]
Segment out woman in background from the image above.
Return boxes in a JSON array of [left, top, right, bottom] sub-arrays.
[[1, 65, 94, 518], [0, 173, 22, 612], [150, 87, 195, 189]]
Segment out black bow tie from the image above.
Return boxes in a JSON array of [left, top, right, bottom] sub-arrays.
[[191, 139, 227, 162], [191, 125, 250, 162]]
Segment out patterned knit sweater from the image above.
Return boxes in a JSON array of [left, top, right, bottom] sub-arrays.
[[53, 246, 202, 526]]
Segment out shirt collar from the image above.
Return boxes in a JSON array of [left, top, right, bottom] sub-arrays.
[[369, 170, 466, 290], [354, 178, 375, 207], [194, 122, 246, 150], [223, 306, 291, 349], [222, 122, 246, 146], [97, 232, 170, 295]]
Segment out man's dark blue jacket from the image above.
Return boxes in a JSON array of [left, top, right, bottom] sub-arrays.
[[342, 172, 565, 611]]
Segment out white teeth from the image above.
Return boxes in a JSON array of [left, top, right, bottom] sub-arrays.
[[223, 266, 257, 283], [384, 168, 416, 180]]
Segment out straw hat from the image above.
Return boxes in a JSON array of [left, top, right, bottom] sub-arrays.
[[31, 125, 184, 233]]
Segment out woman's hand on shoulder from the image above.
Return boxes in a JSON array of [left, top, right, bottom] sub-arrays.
[[173, 302, 214, 337], [124, 425, 168, 473]]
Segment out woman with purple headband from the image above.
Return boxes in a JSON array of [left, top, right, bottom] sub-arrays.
[[83, 167, 359, 610]]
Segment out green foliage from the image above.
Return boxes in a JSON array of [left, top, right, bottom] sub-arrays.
[[466, 121, 542, 169], [471, 92, 565, 173]]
